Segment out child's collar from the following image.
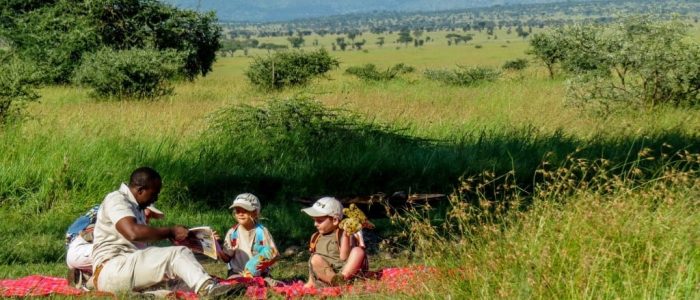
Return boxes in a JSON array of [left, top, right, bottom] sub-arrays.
[[321, 227, 340, 236], [239, 222, 258, 231]]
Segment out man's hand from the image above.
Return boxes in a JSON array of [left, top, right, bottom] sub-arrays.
[[171, 225, 189, 241]]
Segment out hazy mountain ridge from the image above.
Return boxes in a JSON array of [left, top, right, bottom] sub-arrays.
[[162, 0, 592, 22]]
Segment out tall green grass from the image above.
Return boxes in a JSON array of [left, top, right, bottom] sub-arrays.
[[1, 95, 697, 266], [1, 34, 699, 298], [392, 152, 699, 299]]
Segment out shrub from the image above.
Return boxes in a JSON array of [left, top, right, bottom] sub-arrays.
[[561, 17, 700, 109], [2, 0, 221, 83], [2, 5, 101, 83], [203, 96, 436, 196], [424, 66, 501, 86], [258, 43, 288, 51], [209, 97, 355, 150], [502, 58, 529, 71], [0, 55, 41, 123], [72, 48, 184, 99], [245, 49, 339, 90], [344, 63, 414, 81], [391, 63, 415, 74]]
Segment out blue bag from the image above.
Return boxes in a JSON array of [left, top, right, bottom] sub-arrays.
[[64, 205, 100, 247]]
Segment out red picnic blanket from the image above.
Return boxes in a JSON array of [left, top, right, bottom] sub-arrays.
[[1, 267, 432, 299], [0, 275, 83, 297]]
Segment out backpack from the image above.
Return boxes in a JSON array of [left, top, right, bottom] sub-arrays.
[[227, 223, 269, 275], [65, 205, 100, 247], [229, 223, 266, 249]]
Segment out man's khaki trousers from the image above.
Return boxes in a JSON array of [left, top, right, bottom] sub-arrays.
[[97, 246, 210, 293]]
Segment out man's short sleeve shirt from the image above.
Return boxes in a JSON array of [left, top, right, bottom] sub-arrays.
[[91, 183, 147, 271]]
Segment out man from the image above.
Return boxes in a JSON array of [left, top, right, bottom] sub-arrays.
[[65, 204, 164, 289], [91, 167, 243, 298]]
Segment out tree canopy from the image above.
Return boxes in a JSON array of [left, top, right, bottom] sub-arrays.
[[0, 0, 222, 83]]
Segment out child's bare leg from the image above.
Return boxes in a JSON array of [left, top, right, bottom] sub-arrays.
[[340, 247, 366, 279], [305, 257, 317, 288], [304, 276, 315, 289], [309, 254, 336, 284]]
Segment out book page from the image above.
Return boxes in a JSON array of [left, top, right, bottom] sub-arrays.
[[173, 226, 219, 259]]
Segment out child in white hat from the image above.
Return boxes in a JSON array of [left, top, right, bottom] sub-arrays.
[[302, 197, 368, 288], [219, 193, 279, 280]]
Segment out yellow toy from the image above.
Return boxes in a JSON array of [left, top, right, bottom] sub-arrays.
[[339, 204, 374, 234]]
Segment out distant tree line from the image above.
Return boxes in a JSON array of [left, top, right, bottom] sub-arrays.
[[219, 0, 699, 39]]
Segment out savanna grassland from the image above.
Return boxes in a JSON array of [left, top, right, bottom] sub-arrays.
[[1, 23, 699, 299]]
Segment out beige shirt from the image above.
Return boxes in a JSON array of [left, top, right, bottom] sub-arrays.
[[222, 224, 277, 274], [313, 229, 365, 271], [91, 183, 147, 271], [314, 231, 343, 270]]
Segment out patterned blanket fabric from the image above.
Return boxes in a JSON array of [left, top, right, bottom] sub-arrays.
[[1, 267, 433, 299]]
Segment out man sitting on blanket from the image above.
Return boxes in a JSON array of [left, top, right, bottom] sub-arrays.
[[91, 167, 244, 298], [65, 203, 164, 289]]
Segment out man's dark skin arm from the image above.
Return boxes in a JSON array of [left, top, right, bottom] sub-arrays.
[[116, 217, 189, 242]]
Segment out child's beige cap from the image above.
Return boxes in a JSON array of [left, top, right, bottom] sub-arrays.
[[229, 193, 261, 213], [301, 197, 343, 219]]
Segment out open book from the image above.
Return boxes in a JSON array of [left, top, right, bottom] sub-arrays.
[[172, 226, 220, 260]]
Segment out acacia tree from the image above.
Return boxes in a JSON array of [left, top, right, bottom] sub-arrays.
[[376, 37, 385, 47], [528, 31, 565, 78], [446, 33, 472, 45], [564, 17, 700, 108], [288, 36, 304, 48], [397, 29, 413, 47], [336, 37, 347, 51], [347, 30, 359, 43], [412, 29, 423, 41]]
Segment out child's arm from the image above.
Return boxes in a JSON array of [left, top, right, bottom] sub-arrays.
[[339, 232, 352, 261], [255, 227, 279, 271], [218, 228, 235, 262], [263, 228, 280, 260], [218, 245, 232, 262]]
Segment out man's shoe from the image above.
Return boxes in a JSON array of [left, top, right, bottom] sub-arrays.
[[198, 280, 246, 299]]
